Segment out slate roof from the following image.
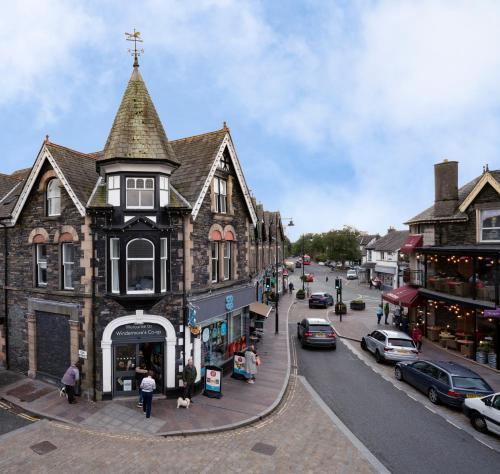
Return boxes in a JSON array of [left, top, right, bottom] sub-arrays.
[[102, 66, 179, 166], [0, 173, 22, 200], [169, 129, 227, 205], [369, 230, 409, 252], [359, 234, 379, 246], [405, 170, 500, 224], [0, 174, 24, 219]]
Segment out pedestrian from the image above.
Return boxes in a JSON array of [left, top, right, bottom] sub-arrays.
[[376, 304, 383, 325], [384, 302, 390, 325], [393, 305, 402, 327], [140, 371, 156, 418], [135, 362, 148, 407], [326, 276, 329, 283], [369, 279, 373, 289], [244, 345, 258, 384], [61, 361, 80, 404], [412, 326, 423, 352], [288, 282, 294, 293], [182, 357, 197, 403]]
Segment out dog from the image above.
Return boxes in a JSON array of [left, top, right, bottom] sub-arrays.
[[59, 386, 67, 398], [176, 397, 191, 409]]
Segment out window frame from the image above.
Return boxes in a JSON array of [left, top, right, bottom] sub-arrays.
[[35, 244, 48, 287], [160, 237, 168, 292], [107, 175, 121, 206], [126, 238, 155, 294], [159, 176, 169, 207], [110, 238, 120, 294], [211, 242, 219, 283], [46, 178, 61, 216], [479, 209, 500, 243], [214, 177, 227, 214], [125, 177, 155, 210], [223, 241, 232, 281], [61, 242, 75, 290]]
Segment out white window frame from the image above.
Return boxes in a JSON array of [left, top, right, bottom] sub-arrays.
[[214, 177, 227, 214], [107, 175, 121, 207], [479, 209, 500, 243], [47, 178, 61, 216], [159, 176, 169, 207], [161, 238, 168, 292], [126, 238, 155, 294], [223, 242, 231, 281], [36, 244, 47, 287], [126, 177, 155, 210], [62, 243, 74, 290], [110, 238, 120, 294], [211, 242, 219, 283]]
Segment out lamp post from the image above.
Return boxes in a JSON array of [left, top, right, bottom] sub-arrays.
[[274, 216, 294, 335], [302, 234, 305, 292]]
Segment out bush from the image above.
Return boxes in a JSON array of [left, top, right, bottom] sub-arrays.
[[296, 289, 305, 300]]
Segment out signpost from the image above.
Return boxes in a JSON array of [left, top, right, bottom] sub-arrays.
[[203, 365, 223, 398]]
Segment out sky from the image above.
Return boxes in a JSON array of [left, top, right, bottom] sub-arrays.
[[2, 0, 500, 241]]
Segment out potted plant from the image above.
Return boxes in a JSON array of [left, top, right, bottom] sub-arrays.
[[350, 299, 366, 311], [335, 302, 347, 315], [476, 341, 489, 364], [296, 289, 305, 300]]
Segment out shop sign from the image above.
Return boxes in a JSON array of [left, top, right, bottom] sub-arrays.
[[112, 323, 166, 342], [483, 309, 500, 319], [123, 379, 132, 391], [226, 295, 234, 311], [202, 327, 210, 343], [232, 352, 247, 380], [204, 365, 223, 399], [78, 349, 87, 359]]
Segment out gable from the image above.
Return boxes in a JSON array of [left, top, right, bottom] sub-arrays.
[[459, 173, 500, 213]]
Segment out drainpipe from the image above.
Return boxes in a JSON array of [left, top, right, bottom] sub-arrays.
[[0, 221, 9, 369], [91, 214, 97, 401]]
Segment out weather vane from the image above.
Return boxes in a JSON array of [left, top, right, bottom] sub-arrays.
[[125, 28, 144, 67]]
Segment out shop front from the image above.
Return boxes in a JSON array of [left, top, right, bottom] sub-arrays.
[[375, 265, 397, 290]]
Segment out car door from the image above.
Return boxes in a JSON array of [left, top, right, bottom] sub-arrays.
[[374, 332, 386, 354], [418, 363, 439, 393], [298, 319, 306, 338], [405, 361, 431, 391], [435, 369, 451, 396], [366, 331, 379, 352], [486, 395, 500, 435]]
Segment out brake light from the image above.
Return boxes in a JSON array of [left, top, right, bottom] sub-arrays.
[[327, 332, 336, 337], [447, 390, 462, 398], [384, 347, 394, 352], [304, 331, 313, 337]]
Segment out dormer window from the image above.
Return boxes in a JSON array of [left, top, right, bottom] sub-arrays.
[[214, 177, 227, 213], [47, 178, 61, 216], [126, 177, 154, 209]]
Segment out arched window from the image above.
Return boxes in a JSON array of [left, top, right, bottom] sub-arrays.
[[126, 239, 154, 293], [47, 178, 61, 216]]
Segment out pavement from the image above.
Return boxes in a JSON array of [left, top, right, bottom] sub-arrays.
[[0, 293, 291, 437]]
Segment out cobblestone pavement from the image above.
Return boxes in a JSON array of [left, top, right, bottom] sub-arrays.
[[0, 373, 377, 474]]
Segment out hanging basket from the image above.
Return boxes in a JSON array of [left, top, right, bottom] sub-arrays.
[[190, 325, 201, 336]]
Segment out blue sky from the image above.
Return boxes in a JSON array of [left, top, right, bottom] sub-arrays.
[[2, 0, 500, 240]]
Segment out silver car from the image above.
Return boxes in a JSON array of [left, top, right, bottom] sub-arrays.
[[361, 329, 418, 363]]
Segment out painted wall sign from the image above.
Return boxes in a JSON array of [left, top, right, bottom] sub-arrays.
[[111, 323, 166, 342], [225, 295, 234, 311]]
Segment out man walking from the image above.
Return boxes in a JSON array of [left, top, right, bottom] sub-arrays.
[[182, 357, 197, 403], [384, 302, 390, 325], [61, 361, 80, 404], [140, 371, 156, 418]]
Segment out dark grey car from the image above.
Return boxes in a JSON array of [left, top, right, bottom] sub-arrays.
[[297, 318, 337, 349]]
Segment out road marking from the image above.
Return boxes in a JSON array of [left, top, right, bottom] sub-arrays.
[[299, 376, 390, 474], [18, 413, 38, 422], [446, 419, 462, 430], [0, 401, 10, 410], [475, 438, 494, 450]]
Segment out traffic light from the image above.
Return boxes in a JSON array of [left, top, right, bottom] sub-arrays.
[[265, 277, 271, 290], [335, 278, 342, 290]]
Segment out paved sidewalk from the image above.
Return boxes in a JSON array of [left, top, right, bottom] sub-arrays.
[[330, 304, 500, 392], [0, 294, 292, 436]]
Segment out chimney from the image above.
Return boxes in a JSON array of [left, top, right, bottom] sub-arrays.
[[387, 226, 396, 233], [434, 159, 458, 217]]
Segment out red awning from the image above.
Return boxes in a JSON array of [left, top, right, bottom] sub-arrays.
[[382, 286, 421, 307], [400, 234, 423, 254]]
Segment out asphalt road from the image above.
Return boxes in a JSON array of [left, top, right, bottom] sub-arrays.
[[0, 408, 32, 437], [293, 334, 500, 473]]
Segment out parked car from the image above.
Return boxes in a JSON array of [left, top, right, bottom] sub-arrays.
[[463, 392, 500, 434], [309, 292, 334, 308], [297, 318, 337, 349], [361, 329, 418, 363], [304, 273, 314, 282], [394, 360, 494, 407], [318, 261, 325, 266], [295, 261, 302, 268], [346, 269, 358, 280]]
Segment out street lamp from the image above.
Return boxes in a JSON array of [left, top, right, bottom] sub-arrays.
[[274, 216, 294, 335]]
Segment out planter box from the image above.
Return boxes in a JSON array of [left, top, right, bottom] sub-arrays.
[[350, 301, 366, 311], [335, 303, 347, 315], [296, 292, 305, 300]]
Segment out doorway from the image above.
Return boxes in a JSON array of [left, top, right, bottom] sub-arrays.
[[113, 342, 164, 396]]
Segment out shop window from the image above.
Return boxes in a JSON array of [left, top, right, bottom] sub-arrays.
[[201, 319, 228, 368], [47, 178, 61, 216], [479, 209, 500, 242], [61, 243, 75, 290], [35, 244, 47, 287], [160, 238, 168, 292], [214, 177, 227, 213], [110, 238, 120, 293], [126, 238, 154, 294], [126, 177, 154, 209], [159, 176, 169, 207], [211, 242, 219, 283], [107, 175, 120, 206], [231, 312, 242, 341], [223, 242, 232, 280]]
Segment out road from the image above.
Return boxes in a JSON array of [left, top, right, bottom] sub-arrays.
[[288, 262, 500, 473]]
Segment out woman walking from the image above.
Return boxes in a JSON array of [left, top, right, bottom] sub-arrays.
[[376, 304, 383, 325], [245, 345, 258, 384]]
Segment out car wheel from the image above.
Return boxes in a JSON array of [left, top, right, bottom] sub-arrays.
[[471, 413, 488, 433], [428, 387, 439, 405], [361, 339, 367, 351], [394, 366, 403, 381], [375, 350, 383, 363]]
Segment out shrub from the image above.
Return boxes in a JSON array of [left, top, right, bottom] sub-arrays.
[[296, 289, 305, 300]]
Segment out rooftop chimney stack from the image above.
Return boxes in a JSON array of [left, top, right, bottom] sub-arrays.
[[434, 159, 458, 217]]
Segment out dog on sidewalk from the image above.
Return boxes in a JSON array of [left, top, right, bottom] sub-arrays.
[[176, 397, 190, 409]]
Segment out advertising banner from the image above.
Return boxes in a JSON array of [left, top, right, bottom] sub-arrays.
[[232, 352, 247, 380], [203, 365, 223, 399]]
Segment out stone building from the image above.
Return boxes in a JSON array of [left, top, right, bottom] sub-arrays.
[[0, 58, 278, 399]]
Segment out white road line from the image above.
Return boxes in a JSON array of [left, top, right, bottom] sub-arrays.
[[475, 438, 494, 450], [446, 419, 462, 430]]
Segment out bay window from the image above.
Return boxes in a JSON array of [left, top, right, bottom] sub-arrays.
[[36, 244, 47, 287], [126, 177, 154, 209], [159, 176, 169, 207], [161, 238, 168, 292], [211, 242, 219, 283], [110, 238, 120, 293], [107, 175, 120, 206], [214, 177, 227, 213], [479, 209, 500, 242], [62, 243, 74, 290], [126, 239, 154, 293], [47, 178, 61, 216]]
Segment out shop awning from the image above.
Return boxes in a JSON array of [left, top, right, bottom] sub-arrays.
[[400, 234, 423, 254], [250, 302, 272, 318], [375, 265, 397, 274], [383, 286, 421, 308]]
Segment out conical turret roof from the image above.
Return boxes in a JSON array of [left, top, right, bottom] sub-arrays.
[[102, 65, 179, 165]]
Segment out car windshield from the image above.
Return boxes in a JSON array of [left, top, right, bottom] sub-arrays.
[[311, 294, 325, 299], [310, 325, 333, 332], [388, 338, 415, 348], [452, 377, 492, 391]]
